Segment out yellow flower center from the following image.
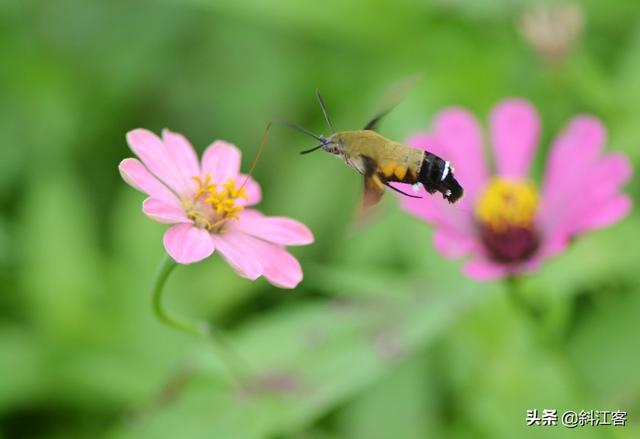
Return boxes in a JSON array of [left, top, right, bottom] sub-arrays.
[[474, 178, 541, 264], [475, 178, 539, 233], [184, 174, 248, 231]]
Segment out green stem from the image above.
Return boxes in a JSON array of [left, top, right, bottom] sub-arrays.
[[151, 256, 206, 337], [505, 276, 541, 323], [505, 277, 592, 400], [505, 276, 553, 350], [150, 255, 251, 386]]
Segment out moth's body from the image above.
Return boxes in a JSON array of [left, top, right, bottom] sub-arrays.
[[330, 131, 422, 179], [290, 90, 463, 209], [325, 130, 463, 207]]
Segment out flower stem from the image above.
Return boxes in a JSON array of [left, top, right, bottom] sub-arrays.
[[150, 255, 251, 386], [505, 277, 592, 399], [505, 276, 541, 323], [151, 256, 206, 337]]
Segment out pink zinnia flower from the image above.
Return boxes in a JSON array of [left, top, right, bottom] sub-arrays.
[[402, 99, 632, 280], [119, 129, 314, 288]]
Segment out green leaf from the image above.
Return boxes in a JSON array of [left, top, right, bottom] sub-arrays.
[[107, 272, 490, 438]]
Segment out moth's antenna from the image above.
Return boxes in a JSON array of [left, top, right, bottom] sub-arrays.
[[315, 89, 335, 133], [299, 143, 325, 155], [272, 120, 325, 143], [239, 122, 271, 191]]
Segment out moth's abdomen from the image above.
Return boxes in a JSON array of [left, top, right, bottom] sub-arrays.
[[374, 144, 423, 184], [418, 152, 464, 203], [379, 161, 418, 183]]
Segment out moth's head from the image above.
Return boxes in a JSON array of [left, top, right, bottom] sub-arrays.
[[297, 134, 340, 155], [322, 133, 345, 155], [323, 141, 341, 155]]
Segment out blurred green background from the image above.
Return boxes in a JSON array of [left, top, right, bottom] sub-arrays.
[[1, 0, 639, 437]]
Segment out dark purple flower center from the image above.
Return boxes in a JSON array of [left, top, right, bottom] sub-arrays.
[[475, 178, 540, 264], [479, 224, 540, 263]]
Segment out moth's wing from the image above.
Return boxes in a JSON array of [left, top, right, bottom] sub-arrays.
[[361, 155, 385, 209], [363, 74, 421, 130], [363, 107, 394, 131], [363, 173, 385, 209]]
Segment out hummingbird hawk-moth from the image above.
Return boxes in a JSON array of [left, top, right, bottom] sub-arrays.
[[281, 91, 463, 209]]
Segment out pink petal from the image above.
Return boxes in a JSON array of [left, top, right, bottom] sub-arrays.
[[541, 116, 606, 208], [250, 240, 303, 288], [431, 108, 489, 203], [537, 231, 569, 259], [400, 165, 477, 251], [400, 192, 449, 224], [572, 195, 631, 234], [405, 192, 473, 228], [126, 129, 188, 194], [463, 259, 509, 280], [236, 174, 262, 206], [237, 208, 264, 220], [162, 129, 200, 194], [118, 158, 181, 208], [142, 198, 190, 224], [201, 140, 241, 183], [406, 133, 432, 152], [210, 232, 262, 280], [545, 154, 631, 234], [539, 117, 624, 239], [490, 99, 540, 179], [433, 227, 479, 259], [233, 214, 314, 246], [163, 223, 215, 264], [518, 257, 543, 275], [586, 153, 632, 194]]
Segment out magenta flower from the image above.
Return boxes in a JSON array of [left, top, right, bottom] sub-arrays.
[[119, 129, 314, 288], [402, 99, 632, 280]]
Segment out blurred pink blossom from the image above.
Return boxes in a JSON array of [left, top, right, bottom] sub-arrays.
[[518, 3, 585, 64], [401, 99, 632, 280], [119, 129, 313, 288]]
